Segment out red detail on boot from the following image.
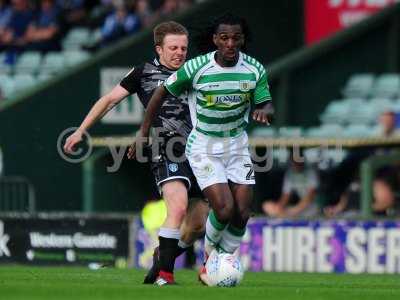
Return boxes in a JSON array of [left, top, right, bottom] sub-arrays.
[[158, 271, 175, 283]]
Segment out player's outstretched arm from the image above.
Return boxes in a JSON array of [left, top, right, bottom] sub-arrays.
[[64, 85, 129, 154], [252, 101, 274, 125], [127, 85, 168, 159]]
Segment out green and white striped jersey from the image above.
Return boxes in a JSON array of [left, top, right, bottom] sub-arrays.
[[164, 51, 272, 137]]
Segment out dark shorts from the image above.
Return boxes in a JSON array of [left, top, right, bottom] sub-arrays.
[[146, 144, 203, 199]]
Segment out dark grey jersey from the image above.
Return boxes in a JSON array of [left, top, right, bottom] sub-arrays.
[[119, 58, 193, 140]]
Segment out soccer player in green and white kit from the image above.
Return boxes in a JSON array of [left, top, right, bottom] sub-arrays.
[[130, 14, 274, 283]]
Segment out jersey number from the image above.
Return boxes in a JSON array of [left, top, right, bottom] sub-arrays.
[[244, 164, 255, 180]]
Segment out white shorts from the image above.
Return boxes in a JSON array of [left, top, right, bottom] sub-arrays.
[[185, 130, 256, 190]]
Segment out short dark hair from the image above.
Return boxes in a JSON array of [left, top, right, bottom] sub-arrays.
[[153, 21, 188, 47], [213, 13, 246, 34], [195, 13, 251, 54]]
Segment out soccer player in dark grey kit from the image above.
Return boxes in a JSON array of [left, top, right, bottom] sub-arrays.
[[64, 21, 208, 285]]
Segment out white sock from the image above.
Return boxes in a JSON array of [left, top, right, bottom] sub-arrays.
[[205, 210, 227, 256], [218, 224, 246, 254]]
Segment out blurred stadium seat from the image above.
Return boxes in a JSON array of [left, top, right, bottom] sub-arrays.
[[63, 50, 90, 67], [62, 27, 91, 50], [348, 103, 377, 125], [36, 71, 53, 82], [278, 126, 304, 137], [371, 73, 400, 98], [342, 124, 375, 138], [14, 51, 42, 75], [0, 53, 12, 75], [13, 74, 37, 91], [306, 124, 344, 138], [89, 28, 102, 45], [390, 98, 400, 111], [251, 127, 276, 138], [342, 73, 375, 98], [368, 97, 394, 114], [320, 100, 350, 125], [0, 74, 15, 99], [41, 52, 65, 74]]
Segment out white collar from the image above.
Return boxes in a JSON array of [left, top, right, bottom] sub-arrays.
[[210, 50, 243, 69]]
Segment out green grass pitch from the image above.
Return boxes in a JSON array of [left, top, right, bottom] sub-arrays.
[[0, 266, 399, 300]]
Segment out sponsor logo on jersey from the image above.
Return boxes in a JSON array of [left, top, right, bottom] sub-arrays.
[[215, 95, 243, 105]]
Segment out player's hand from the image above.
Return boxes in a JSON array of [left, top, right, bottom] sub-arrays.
[[263, 202, 283, 217], [252, 109, 271, 125], [253, 102, 274, 125], [127, 130, 148, 160], [64, 130, 83, 154]]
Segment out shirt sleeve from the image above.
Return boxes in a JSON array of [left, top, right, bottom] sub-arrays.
[[164, 61, 193, 97], [254, 66, 272, 104], [119, 65, 142, 94]]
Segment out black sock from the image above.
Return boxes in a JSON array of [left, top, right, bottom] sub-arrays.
[[184, 245, 196, 268], [175, 245, 187, 258], [159, 236, 179, 274]]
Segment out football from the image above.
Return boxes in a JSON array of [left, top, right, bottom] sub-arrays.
[[204, 249, 244, 287]]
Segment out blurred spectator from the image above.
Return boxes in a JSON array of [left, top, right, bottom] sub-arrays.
[[372, 165, 399, 217], [25, 0, 60, 52], [0, 0, 12, 32], [375, 110, 400, 137], [135, 0, 155, 28], [178, 0, 192, 11], [88, 0, 114, 28], [157, 0, 179, 18], [372, 110, 400, 216], [56, 0, 87, 30], [324, 178, 361, 218], [262, 152, 320, 218], [100, 2, 140, 46], [325, 110, 400, 218], [0, 0, 34, 56]]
